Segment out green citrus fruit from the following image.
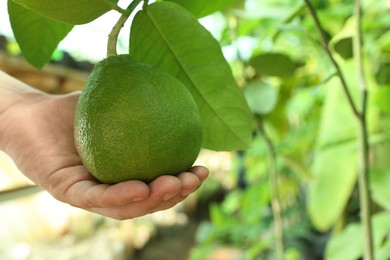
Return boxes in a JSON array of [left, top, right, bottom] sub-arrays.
[[74, 55, 202, 184]]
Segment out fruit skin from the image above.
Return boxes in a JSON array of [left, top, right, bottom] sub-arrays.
[[74, 55, 202, 184]]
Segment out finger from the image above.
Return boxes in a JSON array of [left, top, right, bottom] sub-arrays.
[[101, 170, 207, 218], [148, 175, 182, 201], [145, 171, 204, 213], [189, 166, 209, 183], [89, 176, 182, 220], [90, 180, 150, 207], [64, 178, 150, 209], [176, 171, 201, 197]]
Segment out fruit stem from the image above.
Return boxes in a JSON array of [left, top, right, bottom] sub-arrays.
[[107, 0, 143, 57]]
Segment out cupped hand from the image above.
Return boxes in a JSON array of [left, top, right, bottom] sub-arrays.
[[0, 85, 208, 220]]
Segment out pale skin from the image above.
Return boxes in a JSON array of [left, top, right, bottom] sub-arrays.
[[0, 70, 208, 220]]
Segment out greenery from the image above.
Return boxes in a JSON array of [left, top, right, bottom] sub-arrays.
[[4, 0, 390, 259]]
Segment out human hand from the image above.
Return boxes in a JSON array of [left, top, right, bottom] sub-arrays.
[[0, 74, 208, 220]]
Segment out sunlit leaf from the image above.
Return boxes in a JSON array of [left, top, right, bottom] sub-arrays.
[[12, 0, 118, 24], [377, 239, 390, 260], [307, 79, 358, 231], [315, 77, 357, 149], [370, 170, 390, 209], [325, 212, 390, 260], [325, 222, 362, 260], [308, 142, 357, 231], [378, 30, 390, 53], [163, 0, 243, 18], [130, 2, 252, 151], [8, 0, 73, 68]]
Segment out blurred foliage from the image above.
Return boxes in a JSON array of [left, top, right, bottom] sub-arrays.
[[188, 0, 390, 259], [2, 0, 390, 258]]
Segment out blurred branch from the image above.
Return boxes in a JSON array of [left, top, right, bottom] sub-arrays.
[[303, 0, 359, 118], [0, 185, 42, 203], [353, 0, 373, 259], [257, 116, 285, 260], [303, 0, 373, 259]]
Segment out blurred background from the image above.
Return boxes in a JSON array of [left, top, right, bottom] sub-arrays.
[[1, 0, 390, 259]]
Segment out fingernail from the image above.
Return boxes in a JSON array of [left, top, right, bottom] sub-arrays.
[[163, 193, 176, 201]]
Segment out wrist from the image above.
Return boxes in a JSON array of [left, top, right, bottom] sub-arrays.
[[0, 71, 47, 150], [0, 71, 44, 115]]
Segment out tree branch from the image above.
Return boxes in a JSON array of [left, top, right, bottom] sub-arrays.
[[353, 0, 373, 259], [257, 116, 285, 260], [303, 0, 374, 259]]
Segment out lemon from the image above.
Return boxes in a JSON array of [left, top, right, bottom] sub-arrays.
[[74, 55, 202, 184]]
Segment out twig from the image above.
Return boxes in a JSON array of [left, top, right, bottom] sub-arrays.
[[257, 116, 285, 260]]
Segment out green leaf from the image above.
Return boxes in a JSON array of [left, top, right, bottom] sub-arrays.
[[372, 212, 390, 249], [330, 18, 354, 60], [370, 170, 390, 209], [8, 0, 73, 68], [308, 142, 358, 231], [130, 2, 252, 151], [244, 80, 278, 115], [325, 223, 362, 260], [307, 80, 358, 231], [249, 52, 296, 78], [315, 77, 357, 149], [325, 212, 390, 260], [375, 63, 390, 85], [373, 87, 390, 113], [241, 183, 269, 222], [210, 202, 229, 227], [377, 239, 390, 260], [162, 0, 243, 18], [12, 0, 118, 25], [332, 37, 353, 60]]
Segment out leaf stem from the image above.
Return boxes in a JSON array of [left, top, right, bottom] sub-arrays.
[[107, 0, 143, 57], [257, 116, 285, 260]]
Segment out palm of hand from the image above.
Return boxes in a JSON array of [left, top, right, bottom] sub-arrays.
[[1, 91, 208, 219]]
